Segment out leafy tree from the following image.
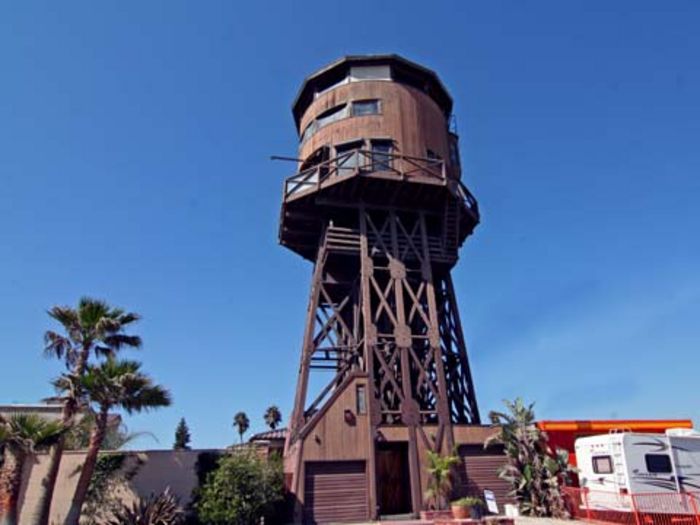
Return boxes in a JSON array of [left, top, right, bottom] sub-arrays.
[[64, 413, 149, 451], [56, 358, 171, 525], [263, 406, 282, 431], [196, 451, 283, 525], [423, 450, 459, 510], [232, 412, 249, 444], [0, 414, 64, 525], [174, 418, 191, 450], [30, 298, 141, 525], [486, 398, 575, 518]]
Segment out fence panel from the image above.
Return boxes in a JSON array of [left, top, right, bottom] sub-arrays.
[[563, 488, 700, 525]]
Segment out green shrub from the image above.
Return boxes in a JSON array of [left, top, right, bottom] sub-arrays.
[[451, 496, 484, 508], [195, 451, 283, 525]]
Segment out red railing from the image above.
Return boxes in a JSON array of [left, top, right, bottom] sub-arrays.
[[564, 488, 700, 525]]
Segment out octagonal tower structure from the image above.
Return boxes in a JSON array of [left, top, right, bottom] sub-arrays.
[[280, 55, 483, 523]]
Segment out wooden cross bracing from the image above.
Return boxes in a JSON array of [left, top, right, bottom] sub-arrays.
[[289, 205, 479, 447]]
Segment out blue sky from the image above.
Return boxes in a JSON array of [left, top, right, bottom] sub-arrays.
[[1, 1, 698, 449]]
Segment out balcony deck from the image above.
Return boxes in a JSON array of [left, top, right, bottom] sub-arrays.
[[279, 150, 480, 261]]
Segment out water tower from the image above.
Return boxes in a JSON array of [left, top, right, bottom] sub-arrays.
[[279, 55, 492, 523]]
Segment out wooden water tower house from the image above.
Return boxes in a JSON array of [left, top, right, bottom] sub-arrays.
[[279, 55, 504, 523]]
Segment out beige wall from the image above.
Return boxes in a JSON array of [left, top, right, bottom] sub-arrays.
[[17, 449, 220, 525]]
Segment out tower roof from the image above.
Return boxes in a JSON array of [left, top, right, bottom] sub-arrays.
[[292, 54, 453, 130]]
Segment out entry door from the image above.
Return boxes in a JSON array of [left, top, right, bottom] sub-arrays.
[[376, 442, 412, 515]]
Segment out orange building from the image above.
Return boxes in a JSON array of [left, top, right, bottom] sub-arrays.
[[538, 419, 694, 468]]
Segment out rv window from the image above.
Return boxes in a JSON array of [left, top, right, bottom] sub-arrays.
[[592, 455, 614, 474], [645, 454, 672, 474]]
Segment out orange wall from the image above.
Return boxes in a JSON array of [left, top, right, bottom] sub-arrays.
[[538, 419, 693, 467]]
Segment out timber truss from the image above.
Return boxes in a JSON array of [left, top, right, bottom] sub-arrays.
[[289, 204, 480, 451]]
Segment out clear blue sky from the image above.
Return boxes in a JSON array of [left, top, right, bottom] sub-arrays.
[[1, 1, 699, 449]]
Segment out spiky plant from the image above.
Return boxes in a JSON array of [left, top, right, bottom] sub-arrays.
[[423, 450, 460, 510], [107, 488, 184, 525], [486, 398, 575, 518]]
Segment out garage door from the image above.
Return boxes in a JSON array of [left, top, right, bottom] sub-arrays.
[[304, 461, 368, 524], [458, 445, 513, 508]]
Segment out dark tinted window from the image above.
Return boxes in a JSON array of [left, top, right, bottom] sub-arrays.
[[336, 140, 364, 172], [592, 455, 613, 474], [352, 99, 380, 116], [645, 454, 672, 473], [316, 104, 348, 128], [370, 139, 393, 171]]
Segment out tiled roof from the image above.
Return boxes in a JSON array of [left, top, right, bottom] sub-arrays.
[[249, 428, 287, 442]]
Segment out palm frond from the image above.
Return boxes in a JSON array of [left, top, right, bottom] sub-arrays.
[[103, 334, 143, 350], [78, 297, 111, 329], [0, 414, 65, 452], [48, 306, 79, 329], [44, 330, 77, 365], [117, 312, 141, 326]]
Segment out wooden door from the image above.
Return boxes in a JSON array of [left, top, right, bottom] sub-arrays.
[[376, 442, 411, 516]]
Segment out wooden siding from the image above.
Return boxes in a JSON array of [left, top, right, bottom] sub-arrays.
[[298, 80, 456, 177], [300, 377, 370, 462], [303, 461, 369, 524], [458, 445, 513, 510]]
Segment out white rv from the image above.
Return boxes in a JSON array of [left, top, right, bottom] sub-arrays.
[[575, 430, 700, 512]]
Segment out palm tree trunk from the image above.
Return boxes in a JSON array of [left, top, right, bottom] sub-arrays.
[[63, 407, 108, 525], [25, 399, 77, 525], [28, 345, 90, 525], [0, 449, 26, 525]]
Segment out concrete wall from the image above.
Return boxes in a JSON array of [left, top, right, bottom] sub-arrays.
[[16, 449, 221, 525]]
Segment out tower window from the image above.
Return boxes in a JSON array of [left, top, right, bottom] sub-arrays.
[[300, 121, 318, 143], [316, 104, 349, 128], [350, 65, 391, 81], [426, 149, 441, 161], [352, 99, 380, 116], [335, 140, 364, 173], [370, 139, 393, 172], [356, 385, 367, 415]]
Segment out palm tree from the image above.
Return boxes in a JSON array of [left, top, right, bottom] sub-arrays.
[[30, 298, 141, 525], [56, 358, 171, 525], [233, 412, 249, 443], [0, 415, 64, 525], [486, 398, 574, 518], [263, 406, 282, 430], [424, 450, 459, 510]]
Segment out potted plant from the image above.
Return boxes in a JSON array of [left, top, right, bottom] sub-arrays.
[[451, 496, 485, 520], [421, 450, 460, 520]]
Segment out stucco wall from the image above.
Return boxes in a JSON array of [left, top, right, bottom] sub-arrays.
[[16, 449, 221, 525]]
